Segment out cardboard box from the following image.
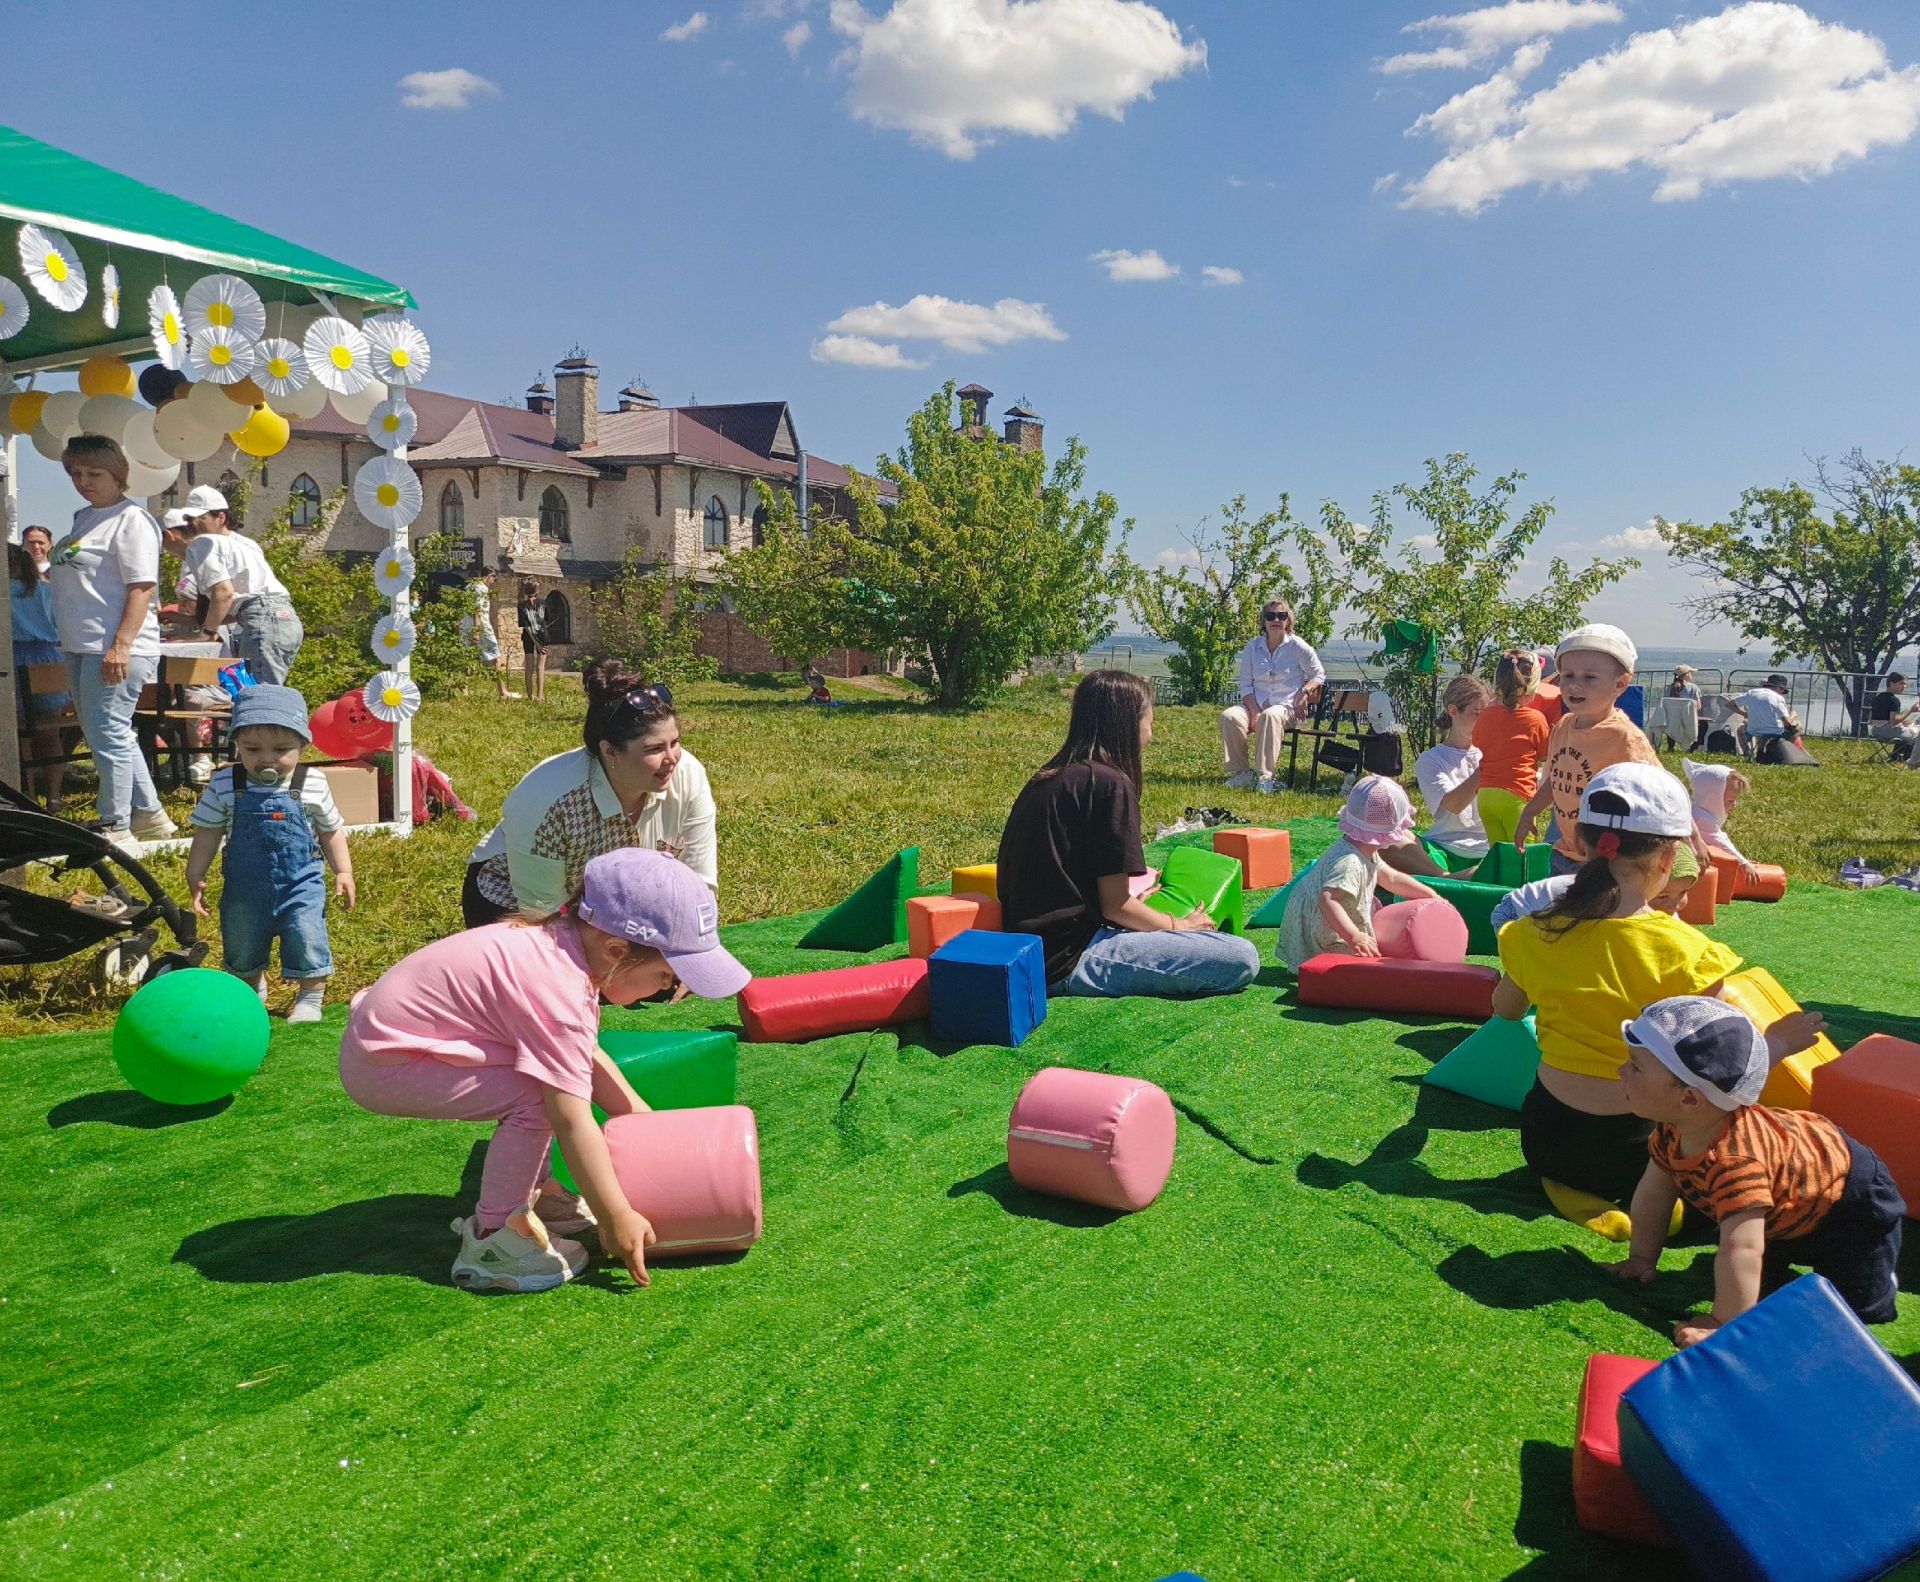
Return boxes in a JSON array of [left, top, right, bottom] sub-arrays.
[[314, 760, 383, 827]]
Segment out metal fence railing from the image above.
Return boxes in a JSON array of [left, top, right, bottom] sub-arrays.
[[1718, 669, 1893, 740]]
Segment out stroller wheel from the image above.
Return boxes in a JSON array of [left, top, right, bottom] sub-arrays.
[[94, 932, 156, 994]]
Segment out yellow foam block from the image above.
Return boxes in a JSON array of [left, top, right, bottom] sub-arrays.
[[951, 863, 998, 900], [1720, 966, 1843, 1110]]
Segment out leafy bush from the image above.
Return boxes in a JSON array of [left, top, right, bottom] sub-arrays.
[[579, 548, 720, 687]]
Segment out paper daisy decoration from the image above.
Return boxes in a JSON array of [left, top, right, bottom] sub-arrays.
[[370, 614, 418, 662], [0, 276, 28, 340], [364, 670, 422, 724], [18, 224, 86, 311], [362, 315, 431, 388], [255, 337, 309, 399], [366, 396, 416, 451], [148, 284, 187, 370], [183, 272, 266, 343], [100, 263, 121, 329], [303, 316, 373, 395], [356, 455, 423, 531], [373, 545, 416, 597], [188, 325, 258, 385]]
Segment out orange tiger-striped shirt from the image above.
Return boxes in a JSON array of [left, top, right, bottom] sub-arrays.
[[1650, 1106, 1851, 1239]]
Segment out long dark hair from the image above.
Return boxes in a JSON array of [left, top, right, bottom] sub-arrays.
[[583, 657, 677, 763], [9, 541, 40, 589], [1036, 669, 1151, 794], [1534, 822, 1678, 938]]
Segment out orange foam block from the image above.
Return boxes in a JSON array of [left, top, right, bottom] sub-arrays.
[[1710, 852, 1787, 902], [906, 893, 1002, 959], [1678, 865, 1717, 926], [1213, 826, 1292, 890], [1814, 1035, 1920, 1216]]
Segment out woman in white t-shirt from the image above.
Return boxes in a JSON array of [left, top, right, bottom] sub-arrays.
[[176, 484, 304, 685], [50, 435, 173, 843], [463, 659, 719, 927], [1414, 674, 1492, 866]]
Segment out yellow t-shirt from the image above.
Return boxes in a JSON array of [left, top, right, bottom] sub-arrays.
[[1541, 709, 1661, 858], [1497, 911, 1742, 1081]]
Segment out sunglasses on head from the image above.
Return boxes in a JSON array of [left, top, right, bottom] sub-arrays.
[[620, 683, 674, 714]]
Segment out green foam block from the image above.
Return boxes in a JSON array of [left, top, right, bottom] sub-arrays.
[[1144, 845, 1244, 934], [1421, 875, 1511, 957], [549, 1029, 740, 1192], [1424, 1013, 1539, 1111], [798, 847, 919, 950], [1249, 873, 1305, 928], [1473, 841, 1551, 888], [1418, 837, 1486, 875]]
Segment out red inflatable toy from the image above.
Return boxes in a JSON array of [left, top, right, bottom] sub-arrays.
[[309, 691, 393, 761], [1295, 955, 1498, 1019], [737, 957, 930, 1043]]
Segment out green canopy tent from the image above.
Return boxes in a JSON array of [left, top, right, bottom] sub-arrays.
[[0, 125, 418, 818]]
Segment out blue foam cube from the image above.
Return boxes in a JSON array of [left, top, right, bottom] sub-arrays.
[[1618, 1275, 1920, 1582], [928, 929, 1046, 1048]]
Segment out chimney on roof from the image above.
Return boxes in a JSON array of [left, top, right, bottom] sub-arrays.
[[526, 377, 553, 417], [553, 348, 599, 450], [617, 378, 660, 413], [1003, 398, 1044, 454], [956, 383, 992, 437]]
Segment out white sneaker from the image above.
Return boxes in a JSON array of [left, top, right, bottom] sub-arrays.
[[100, 826, 142, 856], [1255, 775, 1278, 796], [449, 1209, 587, 1293], [130, 808, 177, 840], [187, 755, 214, 787], [287, 990, 326, 1024], [530, 1185, 597, 1236], [1224, 770, 1259, 791]]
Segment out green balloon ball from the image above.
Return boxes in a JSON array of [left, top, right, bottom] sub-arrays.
[[112, 968, 271, 1105]]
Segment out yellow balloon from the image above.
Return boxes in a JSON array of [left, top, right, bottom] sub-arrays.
[[223, 375, 266, 407], [9, 390, 48, 432], [228, 403, 290, 458], [78, 354, 137, 399]]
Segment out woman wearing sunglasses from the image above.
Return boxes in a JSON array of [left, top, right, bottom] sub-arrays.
[[463, 660, 716, 927], [1220, 596, 1325, 792]]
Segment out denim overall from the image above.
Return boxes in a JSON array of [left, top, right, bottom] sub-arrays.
[[220, 764, 332, 980]]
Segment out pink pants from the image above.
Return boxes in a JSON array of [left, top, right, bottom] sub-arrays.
[[339, 1027, 558, 1232]]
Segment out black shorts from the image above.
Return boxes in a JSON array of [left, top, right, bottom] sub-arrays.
[[1765, 1140, 1905, 1324], [1519, 1079, 1654, 1206], [460, 863, 514, 930]]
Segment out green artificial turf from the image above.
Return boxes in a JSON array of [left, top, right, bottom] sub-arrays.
[[4, 818, 1916, 1579]]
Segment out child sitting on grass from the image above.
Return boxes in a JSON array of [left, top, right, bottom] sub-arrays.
[[1279, 776, 1440, 971], [340, 848, 751, 1294], [1489, 841, 1701, 933], [1472, 650, 1552, 846], [185, 685, 355, 1024], [1415, 674, 1491, 868], [1612, 995, 1901, 1343], [1682, 757, 1760, 889]]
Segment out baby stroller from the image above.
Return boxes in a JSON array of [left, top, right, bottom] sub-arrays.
[[0, 778, 207, 989]]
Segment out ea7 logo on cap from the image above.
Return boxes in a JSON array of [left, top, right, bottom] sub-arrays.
[[696, 900, 717, 937]]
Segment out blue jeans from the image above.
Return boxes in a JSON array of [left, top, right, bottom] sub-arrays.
[[66, 651, 161, 830], [232, 593, 303, 686], [1059, 926, 1261, 999]]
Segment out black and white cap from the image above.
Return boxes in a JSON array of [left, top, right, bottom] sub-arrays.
[[1579, 762, 1695, 840], [1622, 996, 1770, 1110]]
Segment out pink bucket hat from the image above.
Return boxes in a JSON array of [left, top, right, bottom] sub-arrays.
[[1339, 775, 1416, 846]]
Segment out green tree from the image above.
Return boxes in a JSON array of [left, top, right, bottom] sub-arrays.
[[1318, 452, 1637, 747], [719, 482, 871, 669], [1657, 451, 1920, 727], [580, 549, 720, 687], [1121, 495, 1327, 705]]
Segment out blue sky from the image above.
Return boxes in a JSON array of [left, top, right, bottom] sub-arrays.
[[9, 0, 1920, 647]]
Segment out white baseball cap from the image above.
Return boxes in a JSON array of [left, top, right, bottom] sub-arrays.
[[1578, 762, 1694, 839], [181, 484, 228, 517], [1556, 623, 1637, 674], [162, 508, 191, 531], [1623, 996, 1770, 1109]]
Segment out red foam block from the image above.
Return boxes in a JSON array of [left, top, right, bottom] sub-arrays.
[[1573, 1354, 1671, 1547], [737, 956, 930, 1043], [1295, 954, 1498, 1020]]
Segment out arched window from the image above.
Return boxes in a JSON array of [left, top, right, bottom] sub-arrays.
[[288, 473, 321, 530], [542, 591, 572, 644], [703, 494, 729, 551], [751, 503, 769, 548], [539, 485, 570, 543], [439, 481, 464, 535]]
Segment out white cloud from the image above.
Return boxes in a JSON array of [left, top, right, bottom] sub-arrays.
[[1154, 545, 1204, 567], [824, 293, 1067, 353], [828, 0, 1206, 159], [1200, 264, 1244, 286], [1400, 3, 1920, 213], [1091, 247, 1180, 282], [811, 334, 930, 369], [784, 20, 813, 53], [1407, 532, 1441, 551], [1224, 175, 1246, 189], [662, 11, 712, 41], [746, 0, 812, 15], [1382, 1, 1622, 74], [397, 68, 499, 110], [1603, 523, 1664, 551], [1372, 171, 1402, 193]]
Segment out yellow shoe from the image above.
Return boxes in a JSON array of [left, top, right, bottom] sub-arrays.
[[1542, 1177, 1633, 1242]]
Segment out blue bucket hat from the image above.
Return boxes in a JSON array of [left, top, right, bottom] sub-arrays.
[[229, 684, 313, 743]]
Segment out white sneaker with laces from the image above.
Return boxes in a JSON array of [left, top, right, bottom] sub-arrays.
[[530, 1185, 597, 1236], [130, 808, 178, 840], [449, 1209, 587, 1293], [1224, 770, 1259, 791]]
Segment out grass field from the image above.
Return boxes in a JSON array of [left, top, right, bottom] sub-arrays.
[[3, 802, 1916, 1579]]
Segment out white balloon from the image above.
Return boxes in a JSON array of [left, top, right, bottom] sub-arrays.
[[275, 374, 330, 420], [31, 422, 70, 460], [40, 388, 86, 439], [329, 377, 386, 424], [153, 400, 226, 462], [124, 457, 182, 498], [265, 300, 323, 344], [78, 393, 143, 441], [185, 377, 239, 429], [121, 409, 173, 470]]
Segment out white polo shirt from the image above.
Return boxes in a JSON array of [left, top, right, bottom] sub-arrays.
[[1235, 632, 1325, 713]]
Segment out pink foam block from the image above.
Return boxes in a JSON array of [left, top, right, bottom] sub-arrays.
[[602, 1106, 763, 1256], [1296, 955, 1498, 1020], [737, 957, 930, 1043], [1374, 897, 1469, 963], [1006, 1066, 1177, 1213]]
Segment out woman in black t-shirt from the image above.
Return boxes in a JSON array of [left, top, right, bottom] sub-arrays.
[[998, 669, 1261, 998]]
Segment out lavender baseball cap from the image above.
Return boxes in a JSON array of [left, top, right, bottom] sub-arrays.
[[575, 849, 750, 999]]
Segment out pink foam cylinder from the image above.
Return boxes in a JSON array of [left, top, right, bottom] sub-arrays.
[[1374, 897, 1469, 963], [1006, 1066, 1176, 1213], [602, 1106, 763, 1256]]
